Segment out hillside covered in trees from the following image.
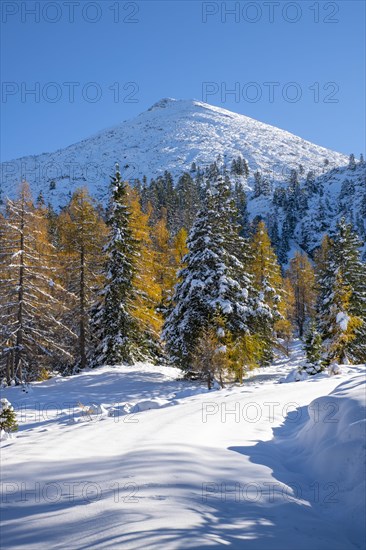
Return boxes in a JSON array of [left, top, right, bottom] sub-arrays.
[[1, 160, 365, 386]]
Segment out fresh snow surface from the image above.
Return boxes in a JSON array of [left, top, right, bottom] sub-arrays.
[[1, 342, 365, 550]]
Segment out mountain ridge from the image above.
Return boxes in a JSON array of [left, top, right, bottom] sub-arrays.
[[1, 98, 348, 207], [1, 99, 364, 263]]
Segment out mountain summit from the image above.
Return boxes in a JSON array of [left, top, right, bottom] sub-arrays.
[[1, 99, 347, 206]]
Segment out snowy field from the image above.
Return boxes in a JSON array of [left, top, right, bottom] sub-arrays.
[[1, 343, 365, 550]]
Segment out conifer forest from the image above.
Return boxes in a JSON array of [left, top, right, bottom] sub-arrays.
[[1, 156, 365, 385]]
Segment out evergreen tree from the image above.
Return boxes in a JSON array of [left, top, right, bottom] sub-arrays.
[[253, 171, 263, 197], [36, 191, 45, 207], [243, 159, 250, 178], [328, 273, 362, 363], [315, 221, 366, 363], [303, 322, 324, 374], [90, 165, 139, 366], [231, 156, 248, 177], [331, 219, 366, 361], [233, 181, 249, 235], [348, 153, 356, 170], [206, 161, 220, 181], [339, 178, 355, 201], [163, 176, 258, 371], [175, 173, 201, 230], [278, 218, 291, 265], [306, 171, 317, 194], [273, 186, 287, 207], [288, 168, 299, 189], [0, 398, 18, 434], [231, 158, 238, 175], [267, 214, 279, 244], [360, 193, 366, 238], [261, 177, 272, 197]]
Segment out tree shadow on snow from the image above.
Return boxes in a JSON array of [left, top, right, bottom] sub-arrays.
[[1, 417, 356, 550], [228, 404, 360, 550]]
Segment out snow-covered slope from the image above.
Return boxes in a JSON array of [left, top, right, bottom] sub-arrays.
[[296, 163, 366, 254], [250, 162, 366, 261], [1, 345, 365, 549], [0, 98, 348, 207]]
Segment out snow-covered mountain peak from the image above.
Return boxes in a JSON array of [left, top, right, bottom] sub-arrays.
[[0, 99, 349, 209], [147, 97, 179, 111]]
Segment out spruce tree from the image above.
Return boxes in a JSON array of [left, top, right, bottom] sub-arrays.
[[348, 153, 356, 170], [253, 171, 263, 197], [332, 219, 366, 361], [315, 220, 366, 363], [306, 171, 317, 194], [303, 322, 324, 374], [163, 176, 258, 371], [0, 398, 18, 434], [233, 181, 249, 235], [90, 165, 138, 366], [175, 173, 201, 230]]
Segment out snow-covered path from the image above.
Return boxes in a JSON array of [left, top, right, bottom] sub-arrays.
[[1, 346, 365, 549]]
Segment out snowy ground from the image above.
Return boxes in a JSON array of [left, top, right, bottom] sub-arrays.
[[1, 342, 365, 550]]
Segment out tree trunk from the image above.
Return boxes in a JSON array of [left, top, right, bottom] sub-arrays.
[[6, 347, 13, 385], [79, 245, 87, 369], [14, 199, 25, 383]]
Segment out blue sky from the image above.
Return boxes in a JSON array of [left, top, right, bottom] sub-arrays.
[[1, 0, 365, 161]]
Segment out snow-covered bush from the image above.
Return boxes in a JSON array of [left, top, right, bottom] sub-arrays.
[[279, 368, 309, 383], [328, 362, 342, 376], [301, 323, 325, 375], [0, 398, 18, 436], [302, 363, 324, 375]]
